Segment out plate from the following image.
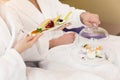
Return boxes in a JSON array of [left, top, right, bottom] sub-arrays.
[[70, 46, 108, 66], [44, 22, 72, 32]]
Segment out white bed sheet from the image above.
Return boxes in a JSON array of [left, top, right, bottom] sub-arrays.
[[40, 35, 120, 80]]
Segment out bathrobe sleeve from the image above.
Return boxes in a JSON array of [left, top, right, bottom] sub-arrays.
[[0, 48, 26, 80]]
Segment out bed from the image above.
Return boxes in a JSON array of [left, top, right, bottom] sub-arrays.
[[40, 35, 120, 80]]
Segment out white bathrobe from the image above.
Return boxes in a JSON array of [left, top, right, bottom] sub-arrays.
[[0, 17, 26, 80], [0, 16, 58, 80], [0, 49, 27, 80], [0, 0, 85, 61], [0, 17, 106, 80]]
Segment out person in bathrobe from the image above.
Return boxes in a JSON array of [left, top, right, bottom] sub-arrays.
[[0, 16, 59, 80], [0, 16, 26, 80], [0, 16, 40, 80], [3, 0, 120, 79], [0, 15, 106, 80], [0, 0, 100, 61], [0, 1, 109, 80], [0, 34, 43, 80]]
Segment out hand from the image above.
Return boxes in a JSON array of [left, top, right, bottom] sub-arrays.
[[49, 32, 75, 48], [80, 12, 100, 27], [13, 33, 42, 53]]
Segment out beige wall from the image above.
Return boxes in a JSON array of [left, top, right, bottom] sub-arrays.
[[61, 0, 120, 35]]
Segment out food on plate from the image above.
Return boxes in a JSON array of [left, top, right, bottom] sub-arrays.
[[57, 19, 64, 22], [40, 19, 52, 29], [53, 15, 61, 24], [30, 19, 54, 35], [31, 28, 44, 34], [55, 11, 72, 25], [95, 46, 103, 58], [56, 19, 65, 25], [40, 19, 54, 29], [45, 20, 54, 28], [81, 44, 103, 59], [63, 11, 72, 21], [30, 12, 72, 35]]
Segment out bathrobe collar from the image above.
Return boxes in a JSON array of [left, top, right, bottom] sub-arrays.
[[9, 0, 46, 25], [9, 0, 57, 23]]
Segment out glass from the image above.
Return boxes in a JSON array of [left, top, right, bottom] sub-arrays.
[[78, 26, 109, 61], [79, 27, 108, 40]]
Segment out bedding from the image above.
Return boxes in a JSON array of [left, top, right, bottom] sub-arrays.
[[40, 35, 120, 80]]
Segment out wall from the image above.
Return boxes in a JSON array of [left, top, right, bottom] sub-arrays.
[[61, 0, 120, 35]]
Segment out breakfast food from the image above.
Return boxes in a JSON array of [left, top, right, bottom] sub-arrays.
[[81, 44, 103, 59], [56, 19, 65, 25], [53, 15, 61, 24], [45, 20, 54, 28], [31, 28, 42, 34], [31, 19, 54, 35], [63, 11, 72, 21], [55, 11, 72, 25], [30, 11, 72, 35]]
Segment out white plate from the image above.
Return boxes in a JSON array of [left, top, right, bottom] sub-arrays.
[[70, 45, 108, 66], [44, 21, 71, 32]]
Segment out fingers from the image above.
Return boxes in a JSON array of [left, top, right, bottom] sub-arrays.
[[83, 20, 93, 27], [14, 33, 43, 53], [29, 33, 43, 44], [87, 16, 100, 27], [32, 33, 42, 42], [80, 12, 101, 27], [89, 14, 100, 26], [25, 35, 35, 41]]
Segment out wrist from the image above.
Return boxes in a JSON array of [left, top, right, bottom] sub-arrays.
[[14, 47, 23, 54], [49, 38, 60, 49], [49, 39, 55, 49]]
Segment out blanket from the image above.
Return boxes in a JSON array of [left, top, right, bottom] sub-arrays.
[[40, 35, 120, 80]]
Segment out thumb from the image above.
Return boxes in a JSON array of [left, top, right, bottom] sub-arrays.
[[25, 35, 35, 41], [29, 33, 43, 44], [84, 21, 93, 27]]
